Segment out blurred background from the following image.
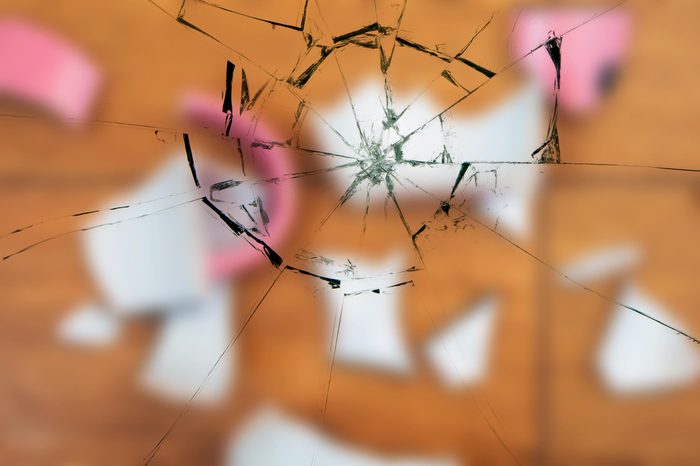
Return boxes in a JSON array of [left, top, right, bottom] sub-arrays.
[[1, 0, 699, 465]]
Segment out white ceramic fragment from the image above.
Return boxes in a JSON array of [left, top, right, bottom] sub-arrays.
[[425, 296, 498, 387], [560, 243, 642, 285], [58, 302, 121, 347], [141, 284, 234, 403], [227, 407, 459, 466], [597, 283, 700, 394], [320, 251, 414, 374]]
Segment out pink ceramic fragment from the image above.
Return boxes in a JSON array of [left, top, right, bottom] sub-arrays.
[[511, 8, 631, 115], [0, 17, 101, 121]]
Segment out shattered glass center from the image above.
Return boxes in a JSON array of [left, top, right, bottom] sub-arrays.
[[355, 115, 404, 186], [358, 139, 395, 185]]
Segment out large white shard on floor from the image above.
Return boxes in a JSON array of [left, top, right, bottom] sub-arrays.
[[597, 283, 700, 394], [227, 407, 459, 466], [141, 283, 233, 403], [83, 155, 209, 314], [424, 296, 498, 387], [320, 251, 414, 374]]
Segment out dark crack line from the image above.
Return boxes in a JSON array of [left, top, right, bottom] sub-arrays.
[[380, 0, 409, 111], [394, 14, 497, 89], [390, 12, 496, 139], [175, 5, 360, 155], [285, 265, 341, 288], [196, 0, 310, 31], [182, 133, 201, 188], [332, 22, 386, 44], [359, 183, 372, 248], [209, 161, 359, 201], [201, 196, 283, 268], [294, 146, 358, 160], [397, 159, 700, 174], [3, 197, 203, 262], [323, 295, 345, 418], [0, 189, 197, 240], [343, 279, 414, 296], [144, 0, 179, 20], [384, 171, 426, 267], [334, 54, 371, 152], [384, 0, 409, 66], [0, 112, 180, 132], [313, 171, 368, 234], [500, 0, 628, 76]]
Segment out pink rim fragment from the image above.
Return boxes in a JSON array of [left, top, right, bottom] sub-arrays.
[[0, 17, 102, 121], [181, 92, 297, 279]]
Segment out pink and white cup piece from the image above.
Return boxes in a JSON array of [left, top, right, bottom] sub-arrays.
[[181, 92, 297, 280], [81, 95, 296, 313]]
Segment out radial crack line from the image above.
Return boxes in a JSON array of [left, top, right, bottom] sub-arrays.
[[334, 54, 371, 151]]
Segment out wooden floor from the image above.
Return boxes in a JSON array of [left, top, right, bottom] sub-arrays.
[[0, 0, 699, 465]]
